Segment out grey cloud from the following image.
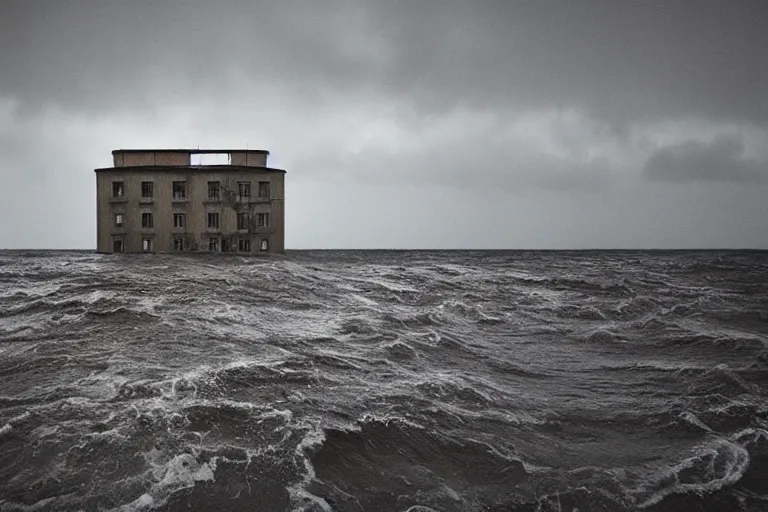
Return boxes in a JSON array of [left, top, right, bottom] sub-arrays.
[[643, 134, 768, 183], [1, 1, 767, 127], [299, 145, 619, 194]]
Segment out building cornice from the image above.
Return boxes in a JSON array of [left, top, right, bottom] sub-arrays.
[[94, 165, 286, 174]]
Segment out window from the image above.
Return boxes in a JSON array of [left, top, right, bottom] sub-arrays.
[[238, 238, 251, 252], [172, 181, 186, 200], [114, 213, 124, 227], [259, 238, 269, 252], [113, 238, 124, 253], [173, 213, 185, 229], [258, 181, 270, 198], [112, 182, 124, 198], [208, 237, 219, 252], [142, 238, 154, 252], [238, 181, 251, 200], [237, 212, 249, 230], [257, 213, 269, 228], [207, 212, 220, 229], [172, 237, 185, 251], [208, 181, 220, 200], [141, 181, 154, 198], [141, 212, 154, 229]]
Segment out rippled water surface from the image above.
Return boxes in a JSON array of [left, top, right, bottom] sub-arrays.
[[1, 250, 767, 512]]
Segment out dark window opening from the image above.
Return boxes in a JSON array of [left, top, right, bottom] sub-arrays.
[[238, 238, 251, 252], [238, 181, 251, 200], [141, 212, 154, 229], [142, 238, 154, 253], [258, 181, 270, 198], [172, 181, 186, 200], [257, 213, 269, 228], [208, 238, 219, 252], [207, 212, 220, 229], [173, 213, 185, 229], [141, 181, 154, 198], [113, 239, 124, 253], [112, 182, 124, 198], [208, 181, 220, 200], [172, 237, 185, 251], [237, 213, 249, 230]]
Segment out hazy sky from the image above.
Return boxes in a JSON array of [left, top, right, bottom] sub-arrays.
[[1, 1, 767, 249]]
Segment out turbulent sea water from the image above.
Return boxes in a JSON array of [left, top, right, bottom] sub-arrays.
[[1, 250, 767, 512]]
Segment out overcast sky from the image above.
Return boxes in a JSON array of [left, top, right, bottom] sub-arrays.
[[1, 1, 767, 249]]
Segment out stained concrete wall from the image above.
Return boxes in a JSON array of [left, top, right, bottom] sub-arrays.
[[229, 152, 268, 167], [114, 152, 191, 167], [96, 169, 285, 254]]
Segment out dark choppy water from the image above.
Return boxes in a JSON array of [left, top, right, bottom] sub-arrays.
[[1, 250, 767, 512]]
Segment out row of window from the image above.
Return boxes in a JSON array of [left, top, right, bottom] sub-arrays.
[[113, 237, 268, 253], [115, 212, 269, 229], [112, 180, 270, 200]]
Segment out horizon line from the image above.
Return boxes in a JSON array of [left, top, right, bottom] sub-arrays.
[[1, 248, 767, 252]]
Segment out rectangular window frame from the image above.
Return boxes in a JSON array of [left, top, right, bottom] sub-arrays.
[[142, 238, 154, 253], [258, 181, 270, 198], [259, 238, 269, 252], [112, 181, 124, 198], [207, 181, 220, 201], [141, 181, 154, 198], [237, 212, 249, 230], [237, 181, 251, 201], [172, 236, 185, 251], [114, 213, 124, 227], [207, 212, 220, 230], [238, 238, 251, 252], [257, 213, 269, 228], [141, 212, 154, 229], [173, 213, 186, 229], [172, 181, 187, 200], [208, 237, 220, 252]]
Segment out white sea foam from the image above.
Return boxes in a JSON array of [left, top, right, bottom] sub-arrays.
[[286, 422, 332, 512], [0, 422, 13, 438], [157, 453, 216, 488], [634, 429, 767, 508], [118, 493, 154, 512], [111, 450, 218, 512], [345, 276, 420, 293]]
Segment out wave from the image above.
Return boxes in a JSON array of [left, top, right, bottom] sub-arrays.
[[633, 428, 768, 509], [305, 415, 529, 512]]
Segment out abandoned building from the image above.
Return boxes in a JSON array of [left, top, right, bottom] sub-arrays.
[[95, 149, 286, 254]]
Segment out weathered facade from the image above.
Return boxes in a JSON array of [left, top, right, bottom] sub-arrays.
[[95, 149, 286, 254]]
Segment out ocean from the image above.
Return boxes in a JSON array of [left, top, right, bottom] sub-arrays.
[[0, 250, 766, 512]]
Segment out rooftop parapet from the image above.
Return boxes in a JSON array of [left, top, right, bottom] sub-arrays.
[[112, 149, 270, 168]]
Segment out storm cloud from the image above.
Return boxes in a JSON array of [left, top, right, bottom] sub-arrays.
[[1, 0, 767, 249], [644, 134, 768, 183]]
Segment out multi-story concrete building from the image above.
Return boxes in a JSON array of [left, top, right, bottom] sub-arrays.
[[95, 148, 286, 254]]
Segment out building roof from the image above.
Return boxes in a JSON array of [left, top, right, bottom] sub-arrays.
[[111, 148, 270, 155], [94, 165, 286, 173]]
